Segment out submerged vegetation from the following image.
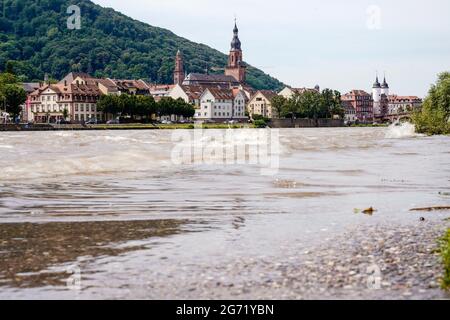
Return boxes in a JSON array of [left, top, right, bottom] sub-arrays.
[[413, 72, 450, 135]]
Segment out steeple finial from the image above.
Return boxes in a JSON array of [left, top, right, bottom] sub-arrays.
[[231, 18, 241, 50]]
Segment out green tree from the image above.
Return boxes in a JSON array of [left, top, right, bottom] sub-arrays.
[[321, 89, 343, 119], [283, 93, 300, 120], [62, 108, 69, 120], [157, 97, 175, 117], [271, 95, 287, 119], [413, 72, 450, 135], [2, 84, 27, 118], [135, 95, 156, 120], [97, 94, 120, 117]]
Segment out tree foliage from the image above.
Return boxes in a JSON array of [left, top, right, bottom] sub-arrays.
[[0, 0, 284, 91], [272, 89, 343, 120], [96, 94, 195, 120], [413, 72, 450, 135], [0, 71, 27, 118]]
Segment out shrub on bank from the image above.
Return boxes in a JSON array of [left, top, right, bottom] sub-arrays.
[[439, 229, 450, 290], [253, 119, 267, 128], [412, 108, 450, 135], [413, 72, 450, 135]]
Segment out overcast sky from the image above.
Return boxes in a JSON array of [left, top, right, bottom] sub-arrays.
[[92, 0, 450, 97]]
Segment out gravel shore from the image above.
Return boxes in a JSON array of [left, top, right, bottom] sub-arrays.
[[128, 219, 450, 300]]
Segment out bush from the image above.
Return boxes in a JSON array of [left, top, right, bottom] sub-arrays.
[[412, 108, 450, 135], [413, 72, 450, 135], [254, 119, 267, 128], [439, 229, 450, 290]]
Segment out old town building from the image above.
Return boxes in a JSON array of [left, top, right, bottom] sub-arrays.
[[21, 82, 40, 122], [388, 95, 422, 115], [231, 89, 247, 119], [29, 81, 102, 123], [182, 73, 240, 88], [341, 90, 374, 123], [168, 84, 204, 107], [149, 84, 175, 99], [247, 90, 278, 119], [196, 88, 247, 121]]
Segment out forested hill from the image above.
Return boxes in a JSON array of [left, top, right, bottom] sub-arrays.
[[0, 0, 285, 90]]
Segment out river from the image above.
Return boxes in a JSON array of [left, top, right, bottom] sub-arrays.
[[0, 126, 449, 299]]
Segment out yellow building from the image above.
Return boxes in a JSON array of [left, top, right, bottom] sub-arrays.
[[247, 90, 277, 119]]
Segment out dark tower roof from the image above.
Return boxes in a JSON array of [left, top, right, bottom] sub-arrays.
[[381, 76, 389, 88], [373, 75, 381, 88], [231, 22, 241, 51]]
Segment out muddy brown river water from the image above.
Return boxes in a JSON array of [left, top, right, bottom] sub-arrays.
[[0, 126, 449, 299]]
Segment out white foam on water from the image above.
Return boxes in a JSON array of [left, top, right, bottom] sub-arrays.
[[385, 122, 419, 139]]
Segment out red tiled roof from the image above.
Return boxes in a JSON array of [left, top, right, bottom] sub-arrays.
[[205, 88, 234, 100], [255, 90, 278, 101], [30, 83, 101, 97], [344, 90, 371, 96], [388, 95, 422, 102], [181, 85, 204, 100]]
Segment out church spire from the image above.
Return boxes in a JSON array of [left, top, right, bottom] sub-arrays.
[[373, 72, 381, 88], [381, 73, 389, 88], [225, 20, 246, 84]]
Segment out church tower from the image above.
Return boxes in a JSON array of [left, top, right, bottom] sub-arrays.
[[174, 50, 185, 85], [225, 21, 246, 84], [372, 73, 382, 117], [372, 74, 382, 103]]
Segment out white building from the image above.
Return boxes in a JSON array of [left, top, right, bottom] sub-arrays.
[[343, 103, 357, 123], [196, 88, 247, 122], [231, 89, 247, 119], [149, 84, 175, 98], [168, 84, 203, 107]]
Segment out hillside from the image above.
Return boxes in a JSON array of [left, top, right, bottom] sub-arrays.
[[0, 0, 285, 90]]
